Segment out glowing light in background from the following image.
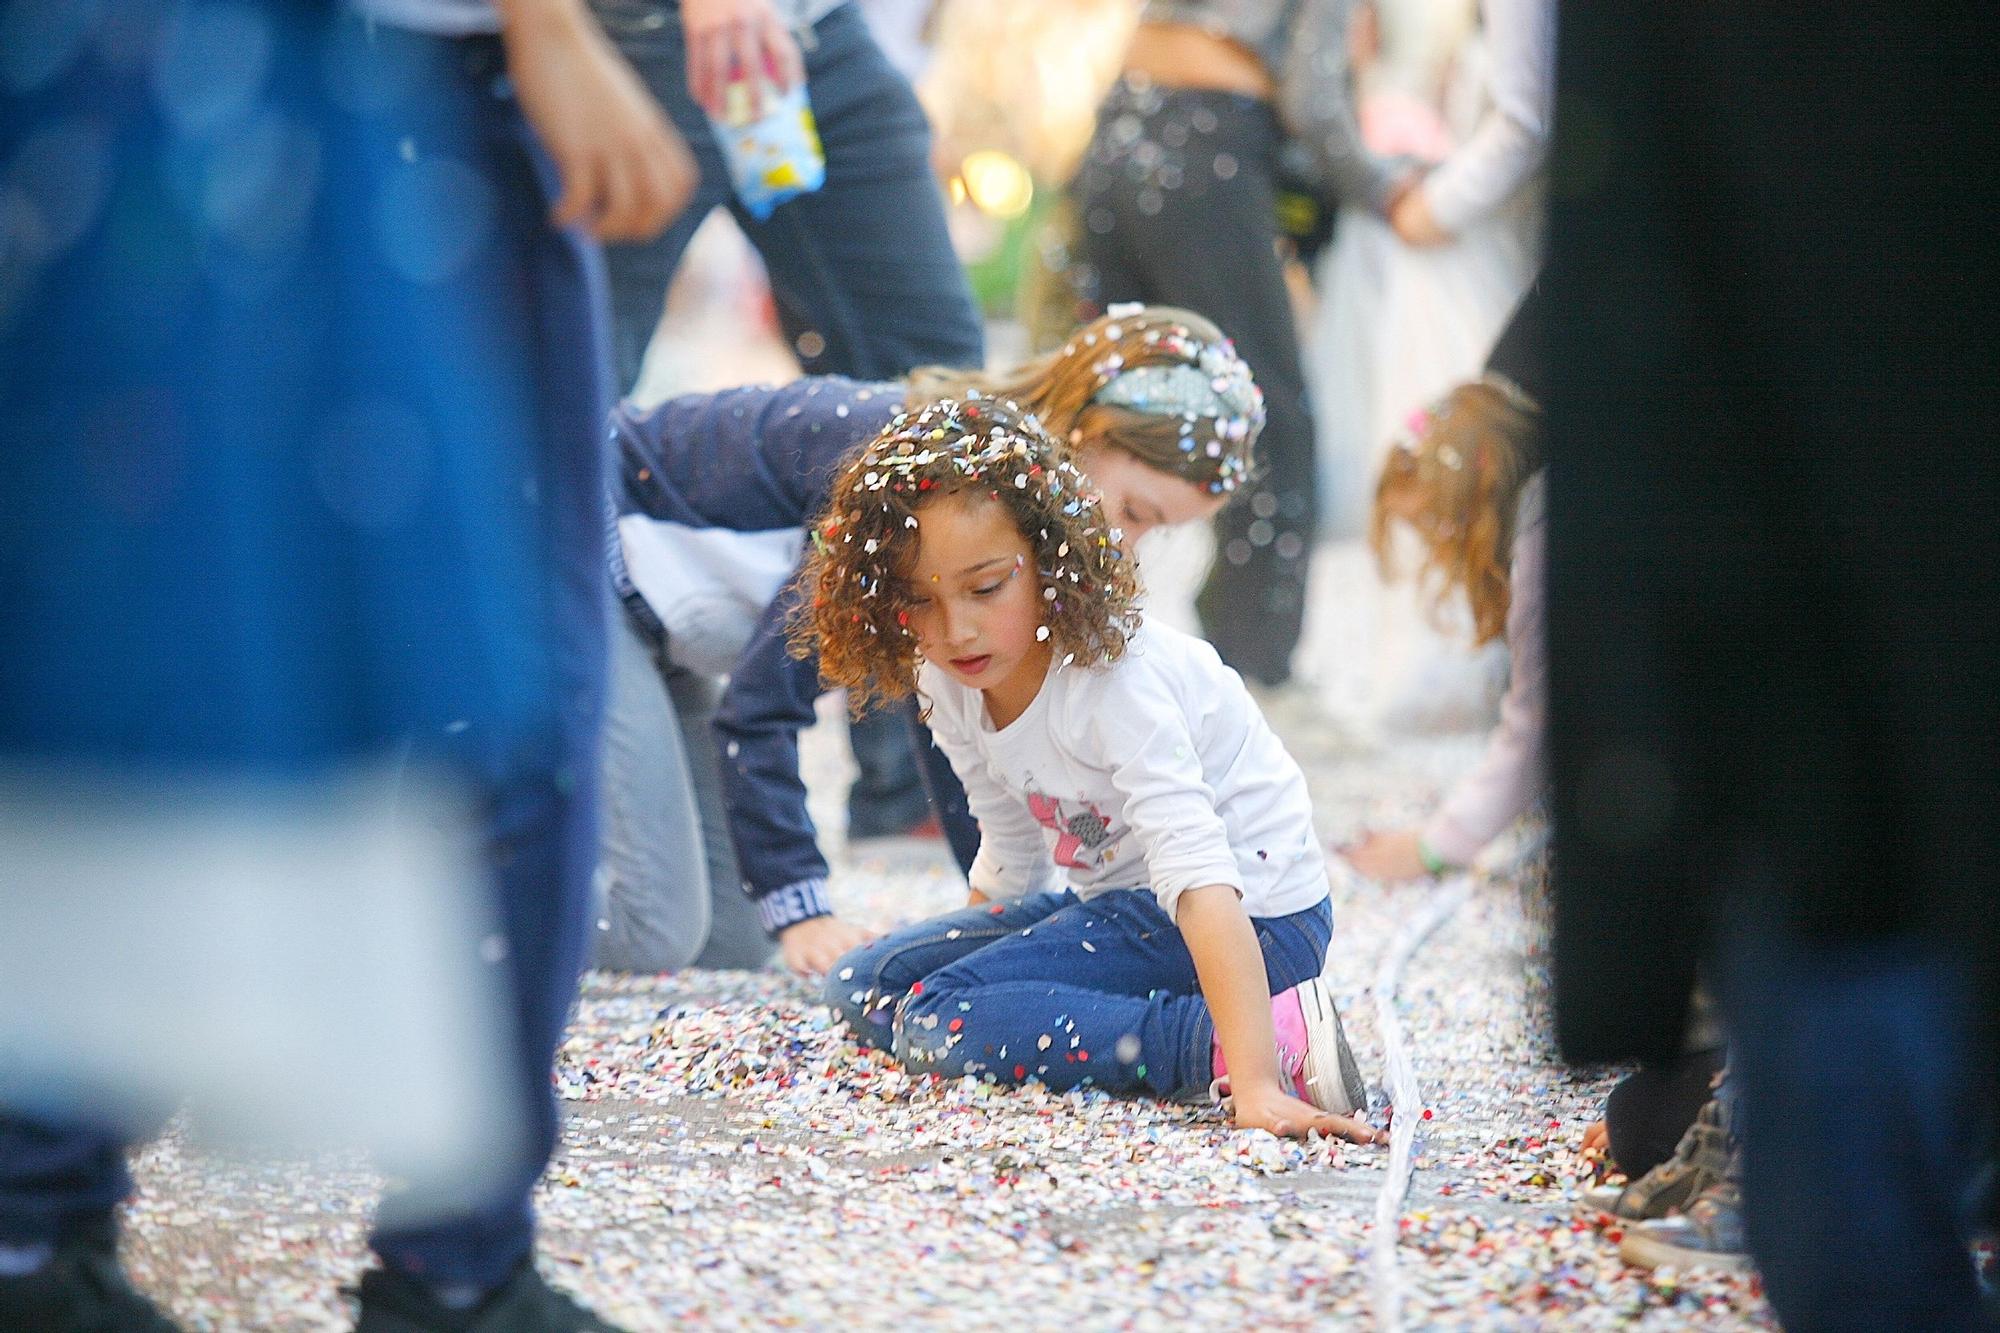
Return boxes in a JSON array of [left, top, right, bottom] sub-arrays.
[[959, 149, 1034, 219]]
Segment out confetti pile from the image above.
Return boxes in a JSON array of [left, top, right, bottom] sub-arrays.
[[117, 541, 1775, 1330]]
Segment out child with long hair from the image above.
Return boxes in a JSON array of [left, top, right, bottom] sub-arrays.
[[606, 306, 1267, 978], [1341, 374, 1545, 879], [799, 398, 1383, 1142]]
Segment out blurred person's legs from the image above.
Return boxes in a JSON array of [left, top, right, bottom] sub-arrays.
[[1721, 925, 1989, 1329], [589, 0, 982, 390], [594, 609, 769, 971], [0, 2, 607, 1324], [1073, 82, 1316, 686], [844, 703, 934, 839], [736, 3, 981, 381], [358, 24, 615, 1293]]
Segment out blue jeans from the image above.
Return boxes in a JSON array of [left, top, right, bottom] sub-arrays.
[[0, 18, 612, 1290], [826, 890, 1333, 1099], [594, 609, 771, 971], [1720, 922, 1990, 1331], [588, 0, 982, 392]]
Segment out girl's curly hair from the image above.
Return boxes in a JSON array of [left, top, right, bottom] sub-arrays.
[[791, 397, 1143, 714], [1371, 376, 1542, 645]]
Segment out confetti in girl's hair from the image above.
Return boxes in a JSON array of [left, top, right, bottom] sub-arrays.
[[792, 397, 1142, 715]]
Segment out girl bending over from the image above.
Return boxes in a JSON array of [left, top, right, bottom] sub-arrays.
[[1343, 374, 1545, 880]]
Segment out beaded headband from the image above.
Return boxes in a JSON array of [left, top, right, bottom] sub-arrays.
[[1068, 303, 1265, 496]]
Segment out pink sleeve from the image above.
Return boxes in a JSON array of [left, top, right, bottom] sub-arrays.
[[1423, 482, 1547, 864]]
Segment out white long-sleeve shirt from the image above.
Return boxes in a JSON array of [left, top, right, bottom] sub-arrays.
[[1421, 0, 1556, 235], [917, 622, 1329, 922]]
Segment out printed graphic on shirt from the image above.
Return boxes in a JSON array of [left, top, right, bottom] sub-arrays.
[[1025, 791, 1127, 870]]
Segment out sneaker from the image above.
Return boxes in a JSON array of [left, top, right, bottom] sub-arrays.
[[1585, 1095, 1732, 1222], [1213, 977, 1368, 1118], [0, 1234, 182, 1332], [1289, 976, 1368, 1116], [1618, 1176, 1753, 1273], [353, 1258, 624, 1332]]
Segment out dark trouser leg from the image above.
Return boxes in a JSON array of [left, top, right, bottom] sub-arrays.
[[844, 701, 931, 838], [1721, 924, 1988, 1331], [739, 5, 984, 838], [1073, 85, 1316, 685], [588, 0, 736, 395], [0, 1120, 138, 1249], [736, 5, 982, 381], [906, 708, 980, 878], [368, 33, 614, 1288], [1603, 1046, 1727, 1178]]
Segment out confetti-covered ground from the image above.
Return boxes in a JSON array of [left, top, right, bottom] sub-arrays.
[[120, 541, 1776, 1329]]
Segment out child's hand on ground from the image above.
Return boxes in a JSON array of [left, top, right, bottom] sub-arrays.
[[1341, 828, 1429, 881], [1230, 1084, 1389, 1145], [1581, 1119, 1608, 1157], [778, 914, 877, 979]]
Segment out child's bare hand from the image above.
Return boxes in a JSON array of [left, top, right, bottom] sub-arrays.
[[778, 914, 877, 979], [1230, 1084, 1388, 1145], [1340, 828, 1428, 881], [1581, 1119, 1608, 1156]]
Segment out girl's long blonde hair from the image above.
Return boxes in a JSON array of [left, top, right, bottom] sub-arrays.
[[1371, 377, 1542, 646], [905, 306, 1261, 498]]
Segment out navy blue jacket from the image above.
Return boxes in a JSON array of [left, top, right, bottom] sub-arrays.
[[611, 378, 978, 933]]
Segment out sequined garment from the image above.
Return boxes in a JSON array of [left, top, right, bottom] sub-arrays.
[[1141, 0, 1392, 209]]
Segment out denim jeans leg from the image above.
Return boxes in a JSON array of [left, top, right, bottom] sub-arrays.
[[1721, 924, 1987, 1331], [823, 894, 1074, 1050], [592, 610, 713, 972], [371, 31, 614, 1286], [845, 699, 931, 838], [735, 5, 982, 381], [588, 0, 738, 394], [896, 891, 1333, 1098]]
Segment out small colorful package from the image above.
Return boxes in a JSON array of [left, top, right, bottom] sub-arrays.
[[706, 79, 827, 221]]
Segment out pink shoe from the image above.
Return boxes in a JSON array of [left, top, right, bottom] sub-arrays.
[[1213, 977, 1367, 1116]]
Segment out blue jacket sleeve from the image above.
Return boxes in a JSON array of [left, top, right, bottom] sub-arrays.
[[713, 574, 838, 934], [614, 378, 902, 530]]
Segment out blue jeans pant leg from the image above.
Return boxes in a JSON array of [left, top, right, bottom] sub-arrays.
[[1721, 924, 1987, 1332], [844, 699, 931, 838], [587, 0, 739, 394], [368, 29, 615, 1287], [897, 890, 1332, 1098], [823, 894, 1074, 1050], [594, 607, 707, 971], [735, 4, 982, 380]]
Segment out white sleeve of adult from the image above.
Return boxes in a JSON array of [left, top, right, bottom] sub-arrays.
[[1420, 0, 1556, 234]]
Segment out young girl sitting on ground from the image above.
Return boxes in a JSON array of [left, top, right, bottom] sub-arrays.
[[799, 398, 1384, 1142], [1341, 375, 1545, 880]]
